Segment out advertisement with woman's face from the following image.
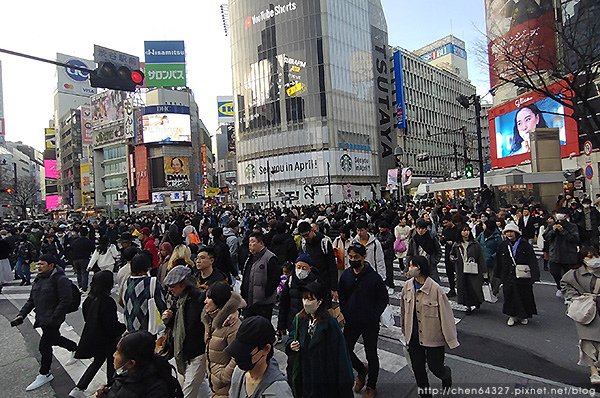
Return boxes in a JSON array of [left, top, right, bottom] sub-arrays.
[[488, 82, 579, 169], [495, 97, 566, 158]]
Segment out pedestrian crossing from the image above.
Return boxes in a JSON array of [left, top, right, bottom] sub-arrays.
[[0, 243, 548, 395]]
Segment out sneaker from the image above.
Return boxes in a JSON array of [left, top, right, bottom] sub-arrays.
[[26, 374, 54, 391], [507, 317, 516, 326], [520, 318, 529, 325], [447, 289, 457, 298], [387, 287, 395, 295], [362, 386, 377, 398], [65, 351, 78, 366], [353, 365, 368, 393], [556, 290, 564, 298], [590, 374, 600, 384], [69, 387, 87, 398]]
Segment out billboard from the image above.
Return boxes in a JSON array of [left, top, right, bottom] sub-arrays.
[[45, 128, 57, 150], [393, 51, 407, 129], [56, 53, 96, 97], [164, 156, 191, 188], [142, 105, 191, 143], [488, 82, 579, 168], [217, 96, 234, 124], [44, 159, 58, 179], [46, 195, 60, 211], [91, 91, 126, 128], [80, 106, 93, 146], [485, 0, 557, 88], [144, 41, 186, 88], [151, 190, 192, 203], [419, 43, 467, 62], [134, 145, 150, 202]]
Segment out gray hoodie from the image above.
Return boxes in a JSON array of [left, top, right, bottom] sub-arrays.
[[228, 358, 293, 398]]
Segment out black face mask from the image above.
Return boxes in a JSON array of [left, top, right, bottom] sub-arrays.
[[349, 260, 362, 269], [235, 350, 262, 371]]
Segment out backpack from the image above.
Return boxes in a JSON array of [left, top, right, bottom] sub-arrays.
[[18, 241, 33, 261], [189, 233, 201, 245], [53, 276, 81, 313]]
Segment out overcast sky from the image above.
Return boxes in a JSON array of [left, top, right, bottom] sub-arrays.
[[0, 0, 489, 152]]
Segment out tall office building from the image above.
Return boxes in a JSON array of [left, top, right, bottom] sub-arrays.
[[413, 35, 469, 81], [229, 0, 392, 205], [0, 61, 5, 146]]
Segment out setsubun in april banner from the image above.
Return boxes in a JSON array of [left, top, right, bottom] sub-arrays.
[[164, 156, 190, 188]]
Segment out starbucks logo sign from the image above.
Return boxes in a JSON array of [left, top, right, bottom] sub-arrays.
[[340, 154, 352, 172], [245, 164, 256, 180]]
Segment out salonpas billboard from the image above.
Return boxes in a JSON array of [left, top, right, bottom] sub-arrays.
[[237, 150, 377, 185]]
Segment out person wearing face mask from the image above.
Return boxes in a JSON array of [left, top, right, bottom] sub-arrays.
[[95, 330, 181, 398], [407, 219, 442, 284], [202, 281, 243, 398], [285, 281, 354, 398], [338, 243, 389, 398], [401, 256, 458, 398], [277, 254, 320, 339], [561, 246, 600, 385], [225, 316, 293, 398], [496, 223, 540, 326], [573, 198, 600, 249], [543, 208, 580, 298]]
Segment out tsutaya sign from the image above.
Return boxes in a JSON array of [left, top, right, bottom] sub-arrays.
[[246, 2, 297, 29], [237, 150, 376, 185]]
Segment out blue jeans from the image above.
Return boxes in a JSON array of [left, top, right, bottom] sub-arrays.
[[15, 258, 31, 283]]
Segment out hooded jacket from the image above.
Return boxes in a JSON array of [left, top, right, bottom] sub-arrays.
[[201, 292, 243, 398], [229, 358, 293, 398], [277, 269, 319, 331], [543, 220, 579, 264], [350, 233, 386, 280], [18, 266, 72, 328]]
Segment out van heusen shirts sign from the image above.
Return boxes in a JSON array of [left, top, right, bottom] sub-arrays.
[[237, 150, 376, 185]]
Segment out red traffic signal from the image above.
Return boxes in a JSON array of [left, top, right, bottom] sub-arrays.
[[90, 62, 144, 92]]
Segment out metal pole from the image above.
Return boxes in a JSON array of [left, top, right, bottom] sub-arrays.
[[0, 48, 93, 73], [327, 162, 332, 204], [474, 95, 485, 189], [13, 162, 17, 187], [453, 142, 459, 178], [267, 160, 272, 208]]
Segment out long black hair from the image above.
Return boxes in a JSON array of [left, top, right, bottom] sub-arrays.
[[97, 235, 109, 255], [89, 270, 113, 298], [511, 104, 548, 154]]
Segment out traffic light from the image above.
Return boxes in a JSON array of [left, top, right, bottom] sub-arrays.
[[465, 164, 474, 178], [89, 62, 144, 92]]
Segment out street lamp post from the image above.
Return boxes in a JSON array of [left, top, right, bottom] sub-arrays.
[[457, 94, 485, 189], [122, 178, 130, 215], [327, 161, 332, 204]]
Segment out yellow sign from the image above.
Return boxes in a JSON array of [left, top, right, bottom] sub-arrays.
[[45, 128, 57, 149], [291, 65, 301, 73], [205, 187, 220, 197], [218, 102, 234, 117], [286, 82, 305, 97]]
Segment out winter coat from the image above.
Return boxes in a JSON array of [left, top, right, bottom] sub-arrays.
[[201, 292, 242, 398], [376, 231, 395, 268], [450, 240, 485, 307], [270, 232, 298, 265], [40, 240, 63, 258], [301, 232, 338, 292], [18, 266, 72, 328], [561, 267, 600, 342], [517, 216, 539, 241], [285, 314, 354, 398], [165, 286, 206, 363], [143, 236, 160, 270], [350, 233, 386, 280], [229, 358, 293, 398], [87, 245, 120, 272], [213, 238, 236, 282], [75, 294, 125, 359], [476, 229, 502, 271], [277, 270, 320, 331], [338, 262, 388, 327], [572, 208, 600, 232], [406, 233, 443, 284], [223, 228, 241, 269], [104, 226, 120, 245], [68, 236, 96, 261], [496, 239, 539, 319], [543, 221, 580, 265], [101, 363, 170, 398], [401, 277, 459, 348]]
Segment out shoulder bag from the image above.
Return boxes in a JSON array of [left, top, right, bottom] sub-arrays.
[[148, 277, 164, 335], [567, 273, 600, 325], [507, 244, 531, 279], [461, 245, 478, 274]]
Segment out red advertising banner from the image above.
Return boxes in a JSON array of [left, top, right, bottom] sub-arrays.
[[488, 82, 579, 169], [134, 145, 150, 202], [486, 2, 557, 88], [80, 105, 93, 145]]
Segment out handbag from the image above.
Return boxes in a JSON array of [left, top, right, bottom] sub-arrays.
[[482, 283, 497, 303], [394, 238, 407, 254], [147, 277, 164, 335], [155, 327, 174, 360], [460, 245, 478, 274], [507, 245, 531, 279], [380, 304, 395, 328], [567, 273, 600, 325], [329, 303, 345, 329]]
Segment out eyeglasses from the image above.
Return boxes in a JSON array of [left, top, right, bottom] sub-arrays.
[[301, 232, 310, 238]]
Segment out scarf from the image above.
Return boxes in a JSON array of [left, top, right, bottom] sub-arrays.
[[510, 237, 521, 257], [413, 232, 436, 255], [174, 292, 189, 375]]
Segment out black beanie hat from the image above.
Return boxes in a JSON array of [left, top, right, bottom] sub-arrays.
[[208, 281, 232, 308]]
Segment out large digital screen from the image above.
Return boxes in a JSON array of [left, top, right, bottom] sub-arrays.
[[142, 113, 191, 143], [44, 159, 58, 179], [164, 156, 191, 188], [488, 82, 579, 169]]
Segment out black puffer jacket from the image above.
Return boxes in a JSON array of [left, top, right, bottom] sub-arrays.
[[277, 270, 319, 331], [338, 263, 388, 327], [270, 232, 298, 265], [102, 363, 170, 398], [18, 266, 72, 328]]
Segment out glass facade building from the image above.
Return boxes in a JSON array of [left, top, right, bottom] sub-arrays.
[[229, 0, 390, 204]]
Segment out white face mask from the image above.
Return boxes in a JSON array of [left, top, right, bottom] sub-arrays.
[[303, 298, 321, 315], [585, 258, 600, 268], [555, 214, 567, 221], [296, 268, 309, 280], [407, 267, 420, 278], [115, 365, 129, 376], [584, 204, 591, 209]]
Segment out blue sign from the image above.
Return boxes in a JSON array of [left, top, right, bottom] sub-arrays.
[[65, 59, 90, 82], [144, 41, 186, 64], [393, 51, 407, 129], [218, 101, 234, 118], [420, 43, 467, 62], [143, 105, 190, 115], [586, 165, 594, 180]]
